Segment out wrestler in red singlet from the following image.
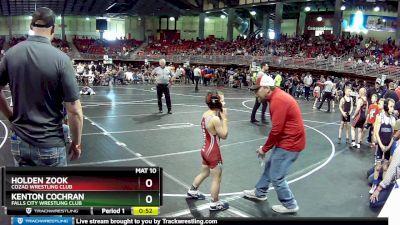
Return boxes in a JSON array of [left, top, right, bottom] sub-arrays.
[[186, 91, 229, 211], [200, 114, 222, 168]]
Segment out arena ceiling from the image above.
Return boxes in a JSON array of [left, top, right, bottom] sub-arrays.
[[0, 0, 398, 18]]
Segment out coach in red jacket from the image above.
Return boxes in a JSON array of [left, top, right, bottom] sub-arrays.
[[243, 74, 306, 214]]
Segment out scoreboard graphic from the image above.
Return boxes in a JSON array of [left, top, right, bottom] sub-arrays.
[[1, 167, 388, 225], [1, 167, 162, 216]]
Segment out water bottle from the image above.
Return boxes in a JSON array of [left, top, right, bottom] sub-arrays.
[[258, 145, 265, 167], [259, 157, 265, 167]]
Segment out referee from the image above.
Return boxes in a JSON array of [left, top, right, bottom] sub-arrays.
[[151, 59, 172, 114]]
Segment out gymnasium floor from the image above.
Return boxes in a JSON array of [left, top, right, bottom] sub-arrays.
[[0, 84, 379, 218]]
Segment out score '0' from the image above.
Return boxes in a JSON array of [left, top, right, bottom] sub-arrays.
[[146, 195, 152, 203], [145, 179, 152, 187]]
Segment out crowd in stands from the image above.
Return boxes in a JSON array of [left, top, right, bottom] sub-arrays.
[[143, 34, 400, 72], [73, 61, 158, 86], [73, 61, 254, 88], [73, 36, 142, 57], [143, 34, 362, 58], [3, 33, 400, 72], [145, 36, 266, 56], [270, 34, 360, 58], [9, 36, 27, 47], [349, 37, 400, 67], [52, 37, 70, 53], [8, 36, 70, 53]]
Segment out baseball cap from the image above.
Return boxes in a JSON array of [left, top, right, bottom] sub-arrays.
[[375, 78, 381, 84], [31, 7, 55, 28], [250, 75, 275, 91]]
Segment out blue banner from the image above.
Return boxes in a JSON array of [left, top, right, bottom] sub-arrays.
[[12, 217, 73, 225]]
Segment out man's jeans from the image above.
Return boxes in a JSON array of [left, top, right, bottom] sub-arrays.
[[10, 132, 67, 167], [255, 147, 300, 209]]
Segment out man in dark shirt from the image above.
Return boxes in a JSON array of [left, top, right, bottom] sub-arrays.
[[251, 62, 268, 123], [384, 81, 399, 103], [0, 7, 83, 167], [96, 62, 103, 74], [367, 78, 384, 105]]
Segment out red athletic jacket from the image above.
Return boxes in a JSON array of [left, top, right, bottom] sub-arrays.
[[262, 88, 306, 153]]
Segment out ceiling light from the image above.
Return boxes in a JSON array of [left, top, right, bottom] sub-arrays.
[[220, 14, 226, 19], [250, 10, 256, 16], [317, 16, 323, 22], [383, 19, 386, 22], [169, 17, 175, 21], [305, 7, 311, 12], [341, 6, 346, 11], [106, 3, 117, 11], [374, 6, 380, 12], [268, 29, 275, 40]]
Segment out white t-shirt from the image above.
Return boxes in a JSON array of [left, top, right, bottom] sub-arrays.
[[77, 65, 84, 74], [323, 80, 333, 93], [304, 76, 313, 87], [193, 67, 201, 77], [176, 68, 182, 76]]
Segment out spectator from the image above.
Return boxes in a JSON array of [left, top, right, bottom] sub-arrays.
[[303, 73, 313, 101], [0, 7, 83, 166], [244, 75, 305, 214], [370, 141, 400, 208], [250, 62, 269, 123], [367, 78, 384, 105]]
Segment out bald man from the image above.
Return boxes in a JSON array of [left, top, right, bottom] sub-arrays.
[[151, 59, 173, 114]]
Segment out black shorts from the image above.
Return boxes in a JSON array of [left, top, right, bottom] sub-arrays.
[[341, 114, 350, 122], [352, 113, 366, 128], [375, 146, 391, 162]]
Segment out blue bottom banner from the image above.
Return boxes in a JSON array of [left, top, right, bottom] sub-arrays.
[[11, 217, 73, 225]]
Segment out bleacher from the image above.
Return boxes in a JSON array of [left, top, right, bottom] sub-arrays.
[[73, 38, 97, 53], [73, 37, 142, 57], [7, 36, 70, 54], [144, 37, 265, 56], [9, 36, 27, 47]]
